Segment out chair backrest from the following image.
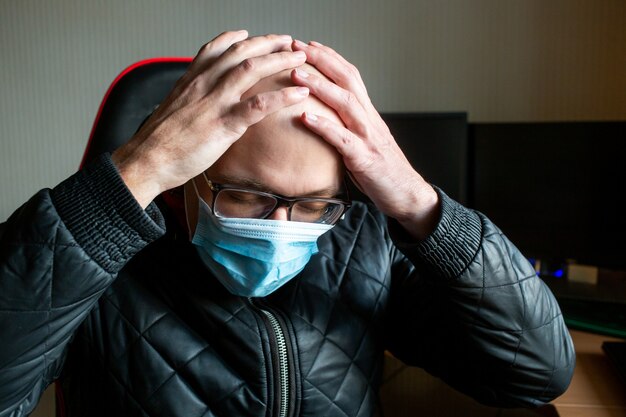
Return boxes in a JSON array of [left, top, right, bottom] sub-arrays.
[[80, 57, 192, 168]]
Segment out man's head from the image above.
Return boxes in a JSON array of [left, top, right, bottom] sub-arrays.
[[185, 63, 345, 235]]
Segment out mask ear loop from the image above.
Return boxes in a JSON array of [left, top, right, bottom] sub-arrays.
[[191, 175, 201, 197], [184, 177, 202, 239]]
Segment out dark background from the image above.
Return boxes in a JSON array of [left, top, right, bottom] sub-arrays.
[[369, 114, 626, 271]]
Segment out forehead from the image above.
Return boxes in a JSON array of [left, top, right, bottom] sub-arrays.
[[210, 174, 341, 198], [206, 63, 345, 195], [207, 127, 343, 196]]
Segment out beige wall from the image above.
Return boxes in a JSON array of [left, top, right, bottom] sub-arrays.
[[0, 1, 624, 414]]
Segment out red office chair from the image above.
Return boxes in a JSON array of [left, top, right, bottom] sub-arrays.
[[57, 57, 193, 417], [80, 57, 193, 168]]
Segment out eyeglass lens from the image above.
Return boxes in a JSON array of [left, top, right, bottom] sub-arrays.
[[214, 189, 343, 224]]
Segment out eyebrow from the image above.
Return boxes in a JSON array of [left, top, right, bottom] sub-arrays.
[[212, 174, 342, 198]]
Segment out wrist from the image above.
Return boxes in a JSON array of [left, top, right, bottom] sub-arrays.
[[111, 149, 162, 209], [394, 183, 440, 241]]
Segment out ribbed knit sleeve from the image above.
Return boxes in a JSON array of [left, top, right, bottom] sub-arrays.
[[389, 187, 482, 279], [50, 153, 166, 274]]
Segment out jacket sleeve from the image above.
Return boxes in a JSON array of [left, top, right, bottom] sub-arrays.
[[0, 154, 165, 417], [383, 187, 575, 408]]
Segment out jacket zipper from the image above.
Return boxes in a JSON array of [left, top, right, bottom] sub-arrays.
[[249, 298, 291, 417]]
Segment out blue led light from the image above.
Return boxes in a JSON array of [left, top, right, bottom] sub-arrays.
[[554, 269, 564, 278]]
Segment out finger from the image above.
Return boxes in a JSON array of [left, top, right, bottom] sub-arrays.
[[294, 40, 374, 113], [300, 112, 365, 161], [218, 50, 307, 97], [210, 33, 294, 79], [224, 86, 310, 133], [183, 30, 248, 78], [174, 30, 248, 92], [309, 40, 353, 69], [292, 39, 367, 100], [291, 68, 369, 134], [191, 30, 248, 66], [200, 30, 250, 58], [182, 34, 297, 101], [307, 40, 372, 98]]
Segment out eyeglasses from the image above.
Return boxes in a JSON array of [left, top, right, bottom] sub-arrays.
[[201, 174, 351, 225]]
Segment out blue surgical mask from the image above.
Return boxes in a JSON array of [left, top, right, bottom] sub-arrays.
[[191, 196, 333, 297]]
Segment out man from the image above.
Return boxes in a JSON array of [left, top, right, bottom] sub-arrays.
[[0, 31, 574, 417]]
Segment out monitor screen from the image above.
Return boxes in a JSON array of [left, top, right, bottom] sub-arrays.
[[471, 121, 626, 270]]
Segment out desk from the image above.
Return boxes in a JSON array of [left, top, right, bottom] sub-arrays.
[[379, 329, 626, 417], [551, 329, 626, 417]]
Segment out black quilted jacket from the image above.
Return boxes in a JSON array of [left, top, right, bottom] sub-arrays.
[[0, 155, 575, 417]]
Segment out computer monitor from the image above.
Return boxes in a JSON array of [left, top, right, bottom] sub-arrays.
[[470, 121, 626, 270], [471, 122, 626, 384]]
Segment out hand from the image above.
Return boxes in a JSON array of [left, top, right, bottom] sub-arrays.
[[290, 40, 439, 240], [112, 31, 310, 208]]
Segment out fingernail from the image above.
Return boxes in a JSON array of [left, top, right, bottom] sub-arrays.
[[294, 39, 307, 48], [305, 112, 318, 122], [296, 68, 309, 78], [294, 51, 306, 59], [310, 40, 324, 46], [297, 87, 309, 96]]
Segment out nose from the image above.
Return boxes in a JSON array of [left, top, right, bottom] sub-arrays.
[[267, 206, 289, 221]]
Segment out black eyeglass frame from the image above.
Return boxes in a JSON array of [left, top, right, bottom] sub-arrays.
[[203, 176, 352, 224]]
